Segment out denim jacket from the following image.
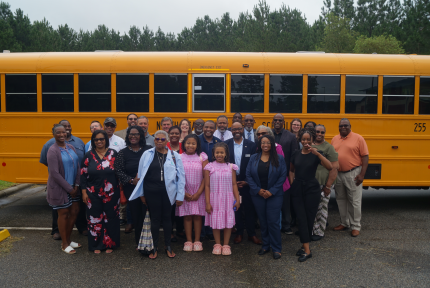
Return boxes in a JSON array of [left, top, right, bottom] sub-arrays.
[[129, 148, 185, 205]]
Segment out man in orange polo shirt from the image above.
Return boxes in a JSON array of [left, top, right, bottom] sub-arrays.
[[331, 118, 369, 237]]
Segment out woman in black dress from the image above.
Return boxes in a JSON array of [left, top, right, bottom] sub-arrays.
[[289, 128, 332, 262], [116, 126, 152, 249], [81, 130, 120, 254]]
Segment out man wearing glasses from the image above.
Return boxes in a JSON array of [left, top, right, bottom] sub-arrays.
[[243, 114, 256, 142], [311, 124, 339, 241], [102, 117, 126, 152], [115, 113, 138, 140], [192, 118, 205, 136], [331, 118, 369, 237], [271, 114, 299, 235]]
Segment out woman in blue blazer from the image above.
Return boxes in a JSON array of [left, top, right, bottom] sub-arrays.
[[246, 135, 287, 259]]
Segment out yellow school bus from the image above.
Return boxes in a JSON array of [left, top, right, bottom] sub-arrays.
[[0, 51, 429, 188]]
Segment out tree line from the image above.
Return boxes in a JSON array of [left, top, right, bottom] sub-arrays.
[[0, 0, 429, 54]]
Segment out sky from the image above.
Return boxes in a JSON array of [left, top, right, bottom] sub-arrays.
[[10, 0, 325, 35]]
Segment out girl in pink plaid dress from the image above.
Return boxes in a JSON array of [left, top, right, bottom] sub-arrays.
[[176, 134, 208, 252], [204, 142, 240, 256]]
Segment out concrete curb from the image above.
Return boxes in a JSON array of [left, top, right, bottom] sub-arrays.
[[0, 183, 33, 199]]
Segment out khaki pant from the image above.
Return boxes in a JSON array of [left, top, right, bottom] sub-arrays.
[[334, 166, 362, 231]]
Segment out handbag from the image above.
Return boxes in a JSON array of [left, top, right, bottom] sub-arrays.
[[138, 211, 154, 254], [120, 184, 127, 205]]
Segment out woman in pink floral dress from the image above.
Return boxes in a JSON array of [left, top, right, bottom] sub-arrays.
[[204, 142, 240, 256], [176, 134, 208, 252], [81, 130, 120, 254]]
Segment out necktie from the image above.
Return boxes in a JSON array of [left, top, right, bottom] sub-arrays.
[[221, 132, 224, 141], [247, 132, 251, 140]]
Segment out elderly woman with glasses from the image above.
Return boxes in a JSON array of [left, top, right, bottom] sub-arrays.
[[81, 130, 120, 254], [129, 130, 185, 259]]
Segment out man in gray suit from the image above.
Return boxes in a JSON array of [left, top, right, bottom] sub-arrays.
[[114, 113, 138, 140]]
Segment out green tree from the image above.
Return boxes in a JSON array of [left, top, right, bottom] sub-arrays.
[[354, 0, 385, 37], [322, 0, 355, 19], [319, 13, 359, 53], [57, 24, 77, 51], [0, 2, 20, 51], [28, 18, 60, 52], [401, 0, 430, 54], [353, 34, 404, 54]]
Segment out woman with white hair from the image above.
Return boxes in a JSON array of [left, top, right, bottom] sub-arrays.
[[129, 130, 185, 259]]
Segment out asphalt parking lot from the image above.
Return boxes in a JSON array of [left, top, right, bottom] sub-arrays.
[[0, 186, 429, 288]]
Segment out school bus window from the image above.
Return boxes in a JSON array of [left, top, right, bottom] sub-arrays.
[[42, 74, 74, 112], [419, 76, 430, 114], [269, 75, 302, 113], [154, 74, 187, 112], [116, 74, 149, 112], [79, 74, 111, 112], [308, 75, 340, 113], [231, 74, 264, 113], [193, 75, 225, 112], [6, 74, 37, 112], [345, 75, 378, 114], [382, 76, 414, 114]]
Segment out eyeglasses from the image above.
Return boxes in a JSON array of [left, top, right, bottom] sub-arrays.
[[339, 125, 349, 128], [105, 123, 116, 128], [129, 133, 140, 137], [155, 138, 166, 142], [128, 118, 137, 121], [256, 132, 267, 137], [94, 138, 105, 142], [231, 128, 242, 132], [194, 123, 203, 126], [316, 131, 326, 134], [292, 124, 301, 127], [273, 119, 283, 122], [244, 119, 254, 123]]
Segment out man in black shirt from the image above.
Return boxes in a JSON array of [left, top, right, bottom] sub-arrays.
[[271, 114, 299, 235]]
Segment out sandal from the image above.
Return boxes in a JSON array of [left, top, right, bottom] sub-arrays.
[[222, 245, 231, 256], [149, 248, 158, 259], [165, 246, 176, 258], [193, 241, 203, 252], [183, 241, 193, 252], [62, 246, 76, 254], [70, 241, 82, 249], [212, 244, 222, 255], [106, 249, 113, 254], [94, 250, 101, 254]]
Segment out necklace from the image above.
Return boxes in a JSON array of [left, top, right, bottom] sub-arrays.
[[128, 146, 141, 153], [156, 150, 165, 181], [96, 149, 107, 160]]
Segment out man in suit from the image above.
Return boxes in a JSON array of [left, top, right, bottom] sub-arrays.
[[272, 113, 299, 235], [226, 122, 262, 245], [114, 113, 138, 140], [243, 114, 256, 142]]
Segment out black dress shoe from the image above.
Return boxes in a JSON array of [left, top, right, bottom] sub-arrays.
[[281, 228, 293, 235], [206, 234, 215, 241], [296, 247, 305, 256], [120, 219, 126, 226], [273, 252, 281, 260], [258, 248, 270, 255], [295, 230, 300, 236], [298, 253, 312, 262], [170, 236, 178, 242], [311, 235, 324, 241]]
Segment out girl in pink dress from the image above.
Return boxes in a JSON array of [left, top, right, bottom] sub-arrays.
[[176, 134, 208, 252], [204, 142, 240, 256]]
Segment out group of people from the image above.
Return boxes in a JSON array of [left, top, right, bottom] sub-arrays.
[[41, 112, 369, 262]]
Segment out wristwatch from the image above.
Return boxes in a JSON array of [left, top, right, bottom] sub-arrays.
[[130, 178, 134, 184]]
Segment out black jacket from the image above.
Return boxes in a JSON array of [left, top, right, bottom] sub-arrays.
[[272, 129, 299, 174], [225, 138, 257, 185]]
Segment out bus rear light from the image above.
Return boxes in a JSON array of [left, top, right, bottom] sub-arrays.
[[392, 146, 398, 149], [2, 162, 6, 166]]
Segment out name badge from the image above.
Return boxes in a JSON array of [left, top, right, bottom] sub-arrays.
[[245, 154, 250, 157]]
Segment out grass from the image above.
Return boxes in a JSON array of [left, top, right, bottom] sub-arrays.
[[0, 180, 15, 191], [0, 236, 24, 257]]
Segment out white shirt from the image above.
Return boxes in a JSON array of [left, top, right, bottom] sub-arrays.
[[87, 134, 126, 152], [214, 130, 233, 141]]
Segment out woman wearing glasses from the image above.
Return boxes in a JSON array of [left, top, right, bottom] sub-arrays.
[[129, 130, 185, 259], [81, 130, 120, 254], [116, 126, 152, 249]]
